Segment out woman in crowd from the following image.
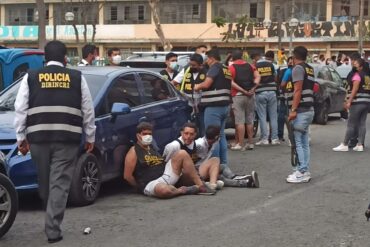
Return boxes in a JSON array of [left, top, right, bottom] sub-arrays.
[[333, 58, 370, 152]]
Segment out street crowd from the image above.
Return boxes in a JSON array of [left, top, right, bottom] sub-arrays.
[[12, 40, 370, 243]]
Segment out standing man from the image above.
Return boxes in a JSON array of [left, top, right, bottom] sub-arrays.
[[160, 52, 179, 83], [78, 44, 97, 66], [229, 49, 260, 150], [286, 46, 315, 183], [106, 47, 121, 66], [14, 41, 96, 243], [255, 50, 279, 145], [194, 49, 232, 171]]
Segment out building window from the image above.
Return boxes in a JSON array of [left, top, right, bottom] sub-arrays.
[[104, 1, 150, 24], [124, 6, 130, 20], [138, 5, 145, 21], [27, 8, 34, 23], [54, 3, 99, 25], [159, 0, 207, 24], [271, 0, 326, 22], [212, 0, 264, 23], [192, 4, 200, 17], [332, 0, 359, 21], [250, 3, 257, 18], [111, 6, 118, 21]]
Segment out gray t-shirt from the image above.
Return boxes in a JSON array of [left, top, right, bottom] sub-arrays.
[[292, 65, 305, 83]]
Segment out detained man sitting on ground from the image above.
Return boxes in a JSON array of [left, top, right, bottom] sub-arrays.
[[123, 122, 216, 198], [163, 123, 259, 188]]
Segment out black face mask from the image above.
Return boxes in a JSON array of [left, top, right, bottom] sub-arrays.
[[189, 67, 199, 73]]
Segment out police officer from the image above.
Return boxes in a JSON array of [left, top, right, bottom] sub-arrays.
[[286, 46, 315, 183], [255, 50, 279, 145], [194, 48, 232, 171], [14, 40, 96, 243]]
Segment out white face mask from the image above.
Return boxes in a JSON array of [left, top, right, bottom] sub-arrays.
[[112, 55, 122, 65], [169, 61, 178, 70], [140, 135, 153, 145], [201, 53, 207, 62]]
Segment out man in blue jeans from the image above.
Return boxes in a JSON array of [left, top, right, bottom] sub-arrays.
[[285, 46, 315, 183], [255, 51, 279, 145], [194, 49, 231, 169]]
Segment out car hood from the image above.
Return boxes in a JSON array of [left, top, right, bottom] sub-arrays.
[[0, 111, 16, 139]]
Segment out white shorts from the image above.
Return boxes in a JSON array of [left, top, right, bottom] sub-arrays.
[[143, 160, 180, 196]]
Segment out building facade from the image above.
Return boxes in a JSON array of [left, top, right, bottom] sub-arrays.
[[0, 0, 369, 59]]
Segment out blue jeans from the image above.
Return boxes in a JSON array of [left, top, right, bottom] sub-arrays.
[[256, 91, 278, 140], [203, 105, 229, 165], [292, 110, 314, 173]]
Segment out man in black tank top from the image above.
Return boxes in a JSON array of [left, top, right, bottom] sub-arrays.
[[123, 122, 216, 198]]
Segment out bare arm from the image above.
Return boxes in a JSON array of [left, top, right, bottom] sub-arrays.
[[195, 76, 213, 91], [123, 146, 138, 187], [251, 70, 261, 91], [291, 81, 303, 110]]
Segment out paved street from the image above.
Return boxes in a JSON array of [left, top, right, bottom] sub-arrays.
[[2, 115, 370, 247]]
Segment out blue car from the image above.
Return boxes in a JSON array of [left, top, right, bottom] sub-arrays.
[[0, 47, 44, 90], [0, 66, 191, 206]]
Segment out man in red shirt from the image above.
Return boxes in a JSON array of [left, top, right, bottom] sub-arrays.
[[229, 49, 261, 150]]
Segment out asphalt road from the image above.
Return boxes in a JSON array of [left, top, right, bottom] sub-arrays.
[[2, 115, 370, 247]]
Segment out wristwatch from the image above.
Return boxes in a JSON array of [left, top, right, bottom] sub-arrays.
[[291, 108, 297, 112]]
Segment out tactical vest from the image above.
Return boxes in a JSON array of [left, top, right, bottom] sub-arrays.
[[133, 143, 165, 193], [160, 69, 178, 82], [176, 139, 200, 164], [232, 63, 255, 90], [26, 65, 83, 143], [255, 61, 276, 93], [200, 63, 232, 107], [180, 67, 206, 105], [348, 71, 370, 105], [284, 63, 315, 109]]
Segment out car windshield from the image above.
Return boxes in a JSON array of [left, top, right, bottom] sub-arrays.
[[0, 74, 106, 111]]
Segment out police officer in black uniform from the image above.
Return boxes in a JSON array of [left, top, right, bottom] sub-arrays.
[[14, 41, 96, 243], [160, 52, 179, 82]]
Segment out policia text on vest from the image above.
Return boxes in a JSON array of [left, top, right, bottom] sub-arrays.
[[39, 73, 71, 89]]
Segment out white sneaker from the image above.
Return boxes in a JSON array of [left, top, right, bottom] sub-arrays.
[[231, 143, 242, 150], [286, 171, 311, 183], [271, 139, 281, 145], [333, 143, 349, 152], [287, 170, 299, 179], [353, 145, 364, 152], [255, 139, 269, 146], [242, 143, 254, 151], [205, 180, 224, 190]]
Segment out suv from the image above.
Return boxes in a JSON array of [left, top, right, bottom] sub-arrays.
[[0, 47, 44, 90], [119, 51, 193, 72]]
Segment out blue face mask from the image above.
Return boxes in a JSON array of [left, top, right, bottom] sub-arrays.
[[170, 61, 178, 70]]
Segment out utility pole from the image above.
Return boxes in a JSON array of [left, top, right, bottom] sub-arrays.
[[359, 0, 364, 56], [277, 6, 282, 50]]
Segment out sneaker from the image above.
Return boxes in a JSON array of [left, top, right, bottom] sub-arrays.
[[232, 174, 250, 180], [198, 184, 216, 195], [353, 145, 364, 152], [231, 143, 242, 150], [271, 139, 281, 145], [333, 143, 349, 152], [242, 143, 254, 151], [255, 139, 269, 146], [206, 180, 224, 190], [287, 170, 299, 179], [286, 171, 311, 183], [251, 171, 259, 188]]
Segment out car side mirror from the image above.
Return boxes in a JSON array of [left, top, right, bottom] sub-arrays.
[[111, 103, 131, 122]]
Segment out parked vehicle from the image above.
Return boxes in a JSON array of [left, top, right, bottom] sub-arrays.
[[0, 169, 18, 238], [0, 47, 44, 90], [311, 64, 347, 124], [0, 66, 191, 206], [120, 51, 193, 72]]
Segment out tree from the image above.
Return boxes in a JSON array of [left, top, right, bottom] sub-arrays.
[[36, 0, 47, 49], [148, 0, 172, 51]]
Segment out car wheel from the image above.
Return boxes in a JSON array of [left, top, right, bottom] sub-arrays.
[[315, 101, 329, 125], [0, 173, 18, 239], [69, 153, 102, 207]]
